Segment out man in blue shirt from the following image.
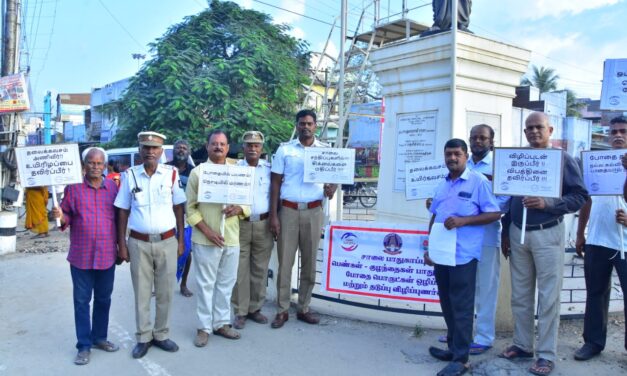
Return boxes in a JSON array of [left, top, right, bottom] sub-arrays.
[[425, 138, 501, 376]]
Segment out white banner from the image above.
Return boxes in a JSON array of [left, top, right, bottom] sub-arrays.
[[493, 147, 563, 198], [581, 149, 626, 195], [394, 111, 438, 191], [321, 221, 438, 303], [405, 160, 448, 200], [303, 148, 355, 184], [600, 59, 627, 111], [15, 144, 82, 187], [197, 163, 254, 205]]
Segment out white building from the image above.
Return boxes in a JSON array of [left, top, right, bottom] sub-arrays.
[[90, 77, 130, 142]]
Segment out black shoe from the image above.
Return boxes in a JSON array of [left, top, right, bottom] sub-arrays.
[[437, 361, 468, 376], [132, 342, 151, 359], [151, 338, 179, 352], [574, 343, 601, 361], [429, 346, 454, 361]]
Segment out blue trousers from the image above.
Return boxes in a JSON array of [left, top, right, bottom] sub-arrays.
[[434, 259, 477, 364], [70, 264, 115, 351]]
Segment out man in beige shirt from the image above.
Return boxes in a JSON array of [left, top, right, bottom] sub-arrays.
[[186, 130, 250, 347]]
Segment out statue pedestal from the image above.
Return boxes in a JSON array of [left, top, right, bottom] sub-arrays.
[[370, 30, 529, 226], [361, 31, 528, 328]]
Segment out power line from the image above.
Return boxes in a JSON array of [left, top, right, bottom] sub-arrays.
[[97, 0, 144, 49], [31, 0, 58, 97]]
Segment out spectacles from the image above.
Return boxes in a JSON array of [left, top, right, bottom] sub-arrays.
[[610, 128, 627, 135]]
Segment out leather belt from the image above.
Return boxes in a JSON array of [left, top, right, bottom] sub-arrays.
[[281, 199, 322, 210], [514, 217, 563, 232], [244, 212, 269, 222], [129, 228, 176, 242]]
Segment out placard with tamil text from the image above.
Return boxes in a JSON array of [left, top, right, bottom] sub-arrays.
[[15, 144, 82, 187], [492, 147, 563, 198], [303, 148, 355, 184], [197, 163, 254, 205], [394, 110, 437, 191], [405, 160, 448, 200], [581, 149, 626, 195]]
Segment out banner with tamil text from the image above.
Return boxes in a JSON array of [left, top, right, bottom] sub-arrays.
[[321, 221, 438, 303]]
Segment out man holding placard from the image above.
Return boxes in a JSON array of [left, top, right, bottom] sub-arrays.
[[425, 138, 501, 376], [186, 130, 250, 347], [232, 131, 274, 330], [574, 116, 627, 361], [52, 147, 119, 365], [269, 109, 337, 329], [500, 112, 588, 376], [115, 131, 186, 359]]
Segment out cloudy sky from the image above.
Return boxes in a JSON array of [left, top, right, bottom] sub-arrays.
[[23, 0, 625, 112]]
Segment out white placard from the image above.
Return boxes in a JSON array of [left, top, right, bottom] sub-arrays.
[[321, 221, 438, 302], [600, 59, 627, 111], [405, 160, 448, 200], [493, 148, 563, 198], [15, 144, 83, 187], [197, 163, 254, 205], [427, 223, 457, 266], [303, 148, 355, 184], [394, 111, 438, 191], [581, 149, 626, 195]]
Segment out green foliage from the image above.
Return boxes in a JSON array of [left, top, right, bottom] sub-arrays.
[[565, 88, 584, 117], [520, 65, 560, 93], [113, 0, 310, 153]]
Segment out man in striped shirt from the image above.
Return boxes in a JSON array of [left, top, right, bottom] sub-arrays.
[[52, 147, 119, 366]]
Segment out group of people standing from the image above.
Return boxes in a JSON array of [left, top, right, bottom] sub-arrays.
[[50, 108, 625, 375], [425, 112, 626, 376], [54, 109, 335, 365]]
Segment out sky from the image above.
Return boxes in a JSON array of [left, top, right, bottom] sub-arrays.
[[20, 0, 627, 113]]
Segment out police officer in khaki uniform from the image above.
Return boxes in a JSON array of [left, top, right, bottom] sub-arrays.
[[232, 131, 274, 329], [115, 131, 186, 359]]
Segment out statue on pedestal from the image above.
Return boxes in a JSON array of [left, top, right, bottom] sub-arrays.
[[420, 0, 472, 37]]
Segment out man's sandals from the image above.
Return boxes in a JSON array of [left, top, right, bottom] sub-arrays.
[[529, 358, 554, 376], [498, 345, 534, 360]]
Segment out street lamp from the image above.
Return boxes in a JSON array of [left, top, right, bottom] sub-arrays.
[[132, 53, 146, 70]]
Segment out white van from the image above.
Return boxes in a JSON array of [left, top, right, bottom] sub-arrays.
[[105, 145, 177, 173]]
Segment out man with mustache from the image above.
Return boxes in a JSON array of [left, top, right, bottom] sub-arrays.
[[269, 109, 337, 328], [186, 130, 250, 347], [500, 112, 588, 376], [425, 138, 501, 376], [166, 139, 195, 297], [52, 147, 119, 365], [232, 131, 274, 329], [115, 131, 186, 359], [574, 116, 627, 361]]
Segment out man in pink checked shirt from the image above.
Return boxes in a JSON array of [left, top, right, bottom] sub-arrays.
[[52, 147, 119, 366]]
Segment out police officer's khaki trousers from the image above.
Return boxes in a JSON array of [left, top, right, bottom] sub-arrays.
[[128, 236, 177, 343], [276, 205, 323, 313], [232, 219, 274, 316]]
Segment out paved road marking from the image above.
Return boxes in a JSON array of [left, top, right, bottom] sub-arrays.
[[109, 321, 173, 376]]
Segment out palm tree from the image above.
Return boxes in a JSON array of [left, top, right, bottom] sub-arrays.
[[520, 65, 560, 93]]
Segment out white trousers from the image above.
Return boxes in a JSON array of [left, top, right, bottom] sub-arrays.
[[474, 245, 500, 346], [192, 243, 239, 333]]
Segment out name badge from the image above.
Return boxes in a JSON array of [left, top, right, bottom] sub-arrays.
[[458, 191, 472, 199]]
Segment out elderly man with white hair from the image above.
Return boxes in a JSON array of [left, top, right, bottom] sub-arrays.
[[51, 147, 120, 366]]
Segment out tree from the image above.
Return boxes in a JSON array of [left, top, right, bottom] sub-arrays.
[[112, 0, 310, 152], [520, 65, 560, 93], [565, 88, 584, 117]]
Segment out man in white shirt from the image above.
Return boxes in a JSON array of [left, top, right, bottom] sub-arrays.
[[115, 131, 186, 359], [269, 109, 337, 328], [232, 131, 274, 329], [574, 116, 627, 360]]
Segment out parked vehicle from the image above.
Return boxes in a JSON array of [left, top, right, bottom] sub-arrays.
[[342, 182, 378, 208]]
